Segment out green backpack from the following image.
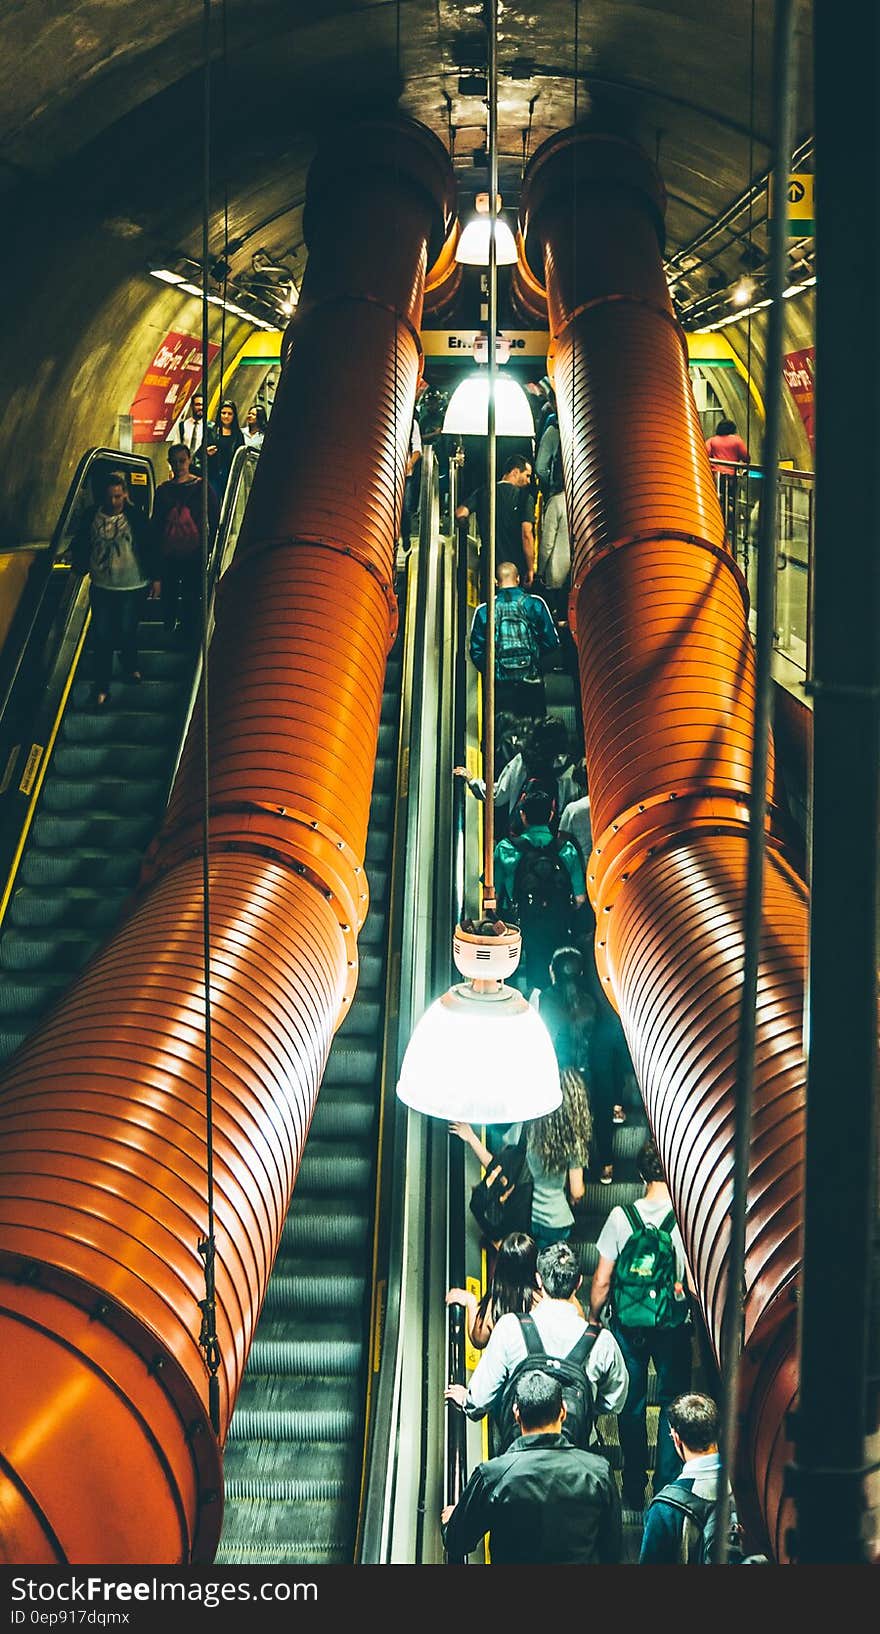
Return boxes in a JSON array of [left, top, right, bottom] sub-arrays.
[[612, 1203, 680, 1329]]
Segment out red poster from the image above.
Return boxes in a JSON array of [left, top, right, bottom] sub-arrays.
[[782, 346, 815, 452], [130, 330, 220, 442]]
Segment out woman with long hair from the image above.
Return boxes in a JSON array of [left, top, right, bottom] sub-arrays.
[[527, 1066, 592, 1250], [202, 398, 244, 498], [446, 1231, 541, 1351]]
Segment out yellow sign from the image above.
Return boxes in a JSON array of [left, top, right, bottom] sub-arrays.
[[129, 470, 148, 485], [421, 328, 549, 358], [770, 172, 814, 235], [19, 744, 43, 796]]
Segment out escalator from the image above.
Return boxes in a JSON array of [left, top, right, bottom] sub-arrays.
[[217, 610, 405, 1565], [0, 447, 255, 1066], [0, 617, 194, 1061]]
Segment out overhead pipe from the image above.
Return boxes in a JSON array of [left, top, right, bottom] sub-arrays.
[[519, 129, 808, 1560], [0, 116, 454, 1565], [423, 219, 463, 317]]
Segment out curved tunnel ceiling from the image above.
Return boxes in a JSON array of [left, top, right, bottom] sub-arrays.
[[4, 2, 814, 296], [0, 4, 813, 544]]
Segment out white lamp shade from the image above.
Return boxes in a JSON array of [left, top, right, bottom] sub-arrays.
[[442, 375, 535, 438], [396, 983, 562, 1124], [455, 216, 518, 267]]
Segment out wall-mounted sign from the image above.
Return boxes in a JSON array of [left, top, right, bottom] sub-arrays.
[[130, 331, 220, 442], [782, 346, 815, 451], [421, 328, 550, 358], [769, 172, 814, 236]]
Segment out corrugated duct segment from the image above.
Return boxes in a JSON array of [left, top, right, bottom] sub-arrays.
[[0, 116, 454, 1565], [520, 129, 807, 1561]]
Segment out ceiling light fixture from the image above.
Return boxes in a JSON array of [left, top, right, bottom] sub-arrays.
[[456, 190, 518, 266], [442, 373, 535, 436]]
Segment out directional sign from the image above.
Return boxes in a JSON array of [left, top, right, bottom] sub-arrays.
[[769, 172, 814, 236]]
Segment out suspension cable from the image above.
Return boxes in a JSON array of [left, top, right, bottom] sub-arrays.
[[480, 0, 499, 916], [712, 0, 797, 1562], [197, 0, 222, 1439]]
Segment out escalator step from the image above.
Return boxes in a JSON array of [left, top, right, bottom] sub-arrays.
[[354, 948, 384, 989], [375, 720, 397, 757], [223, 1477, 346, 1504], [71, 677, 181, 711], [334, 1000, 381, 1039], [368, 790, 392, 828], [356, 911, 386, 949], [61, 710, 172, 745], [261, 1274, 367, 1315], [321, 1046, 378, 1087], [280, 1208, 370, 1255], [40, 777, 165, 815], [9, 886, 128, 932], [227, 1409, 358, 1444], [214, 1537, 350, 1565], [32, 811, 156, 850], [247, 1337, 363, 1376], [308, 1097, 375, 1140], [295, 1147, 373, 1194], [222, 1442, 355, 1489], [19, 847, 144, 888], [0, 973, 70, 1014], [362, 865, 388, 902], [0, 930, 97, 973], [78, 648, 191, 682], [52, 742, 171, 780], [0, 1029, 30, 1058]]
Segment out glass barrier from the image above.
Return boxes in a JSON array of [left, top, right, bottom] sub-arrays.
[[709, 461, 814, 682]]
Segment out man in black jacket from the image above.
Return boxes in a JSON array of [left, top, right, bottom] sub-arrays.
[[441, 1371, 621, 1564]]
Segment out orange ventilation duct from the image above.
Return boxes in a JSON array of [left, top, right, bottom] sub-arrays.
[[423, 219, 463, 316], [0, 116, 454, 1565], [520, 129, 807, 1560]]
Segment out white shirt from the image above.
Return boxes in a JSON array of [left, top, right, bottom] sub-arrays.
[[596, 1194, 688, 1294], [558, 793, 592, 863], [169, 411, 205, 453], [538, 491, 571, 587], [465, 1297, 629, 1419]]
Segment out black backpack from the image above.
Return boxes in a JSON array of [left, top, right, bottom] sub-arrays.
[[495, 1314, 600, 1453], [494, 595, 540, 682], [651, 1481, 745, 1564], [510, 837, 572, 935]]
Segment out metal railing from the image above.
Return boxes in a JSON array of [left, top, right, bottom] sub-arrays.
[[710, 460, 814, 683]]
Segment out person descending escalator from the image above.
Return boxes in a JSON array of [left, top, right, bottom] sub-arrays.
[[588, 1139, 694, 1513], [468, 561, 559, 723], [152, 443, 219, 648], [446, 1229, 542, 1352], [493, 788, 586, 995], [72, 469, 159, 708], [441, 1370, 622, 1565]]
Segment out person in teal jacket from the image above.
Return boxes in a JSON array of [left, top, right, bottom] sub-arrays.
[[493, 788, 586, 991]]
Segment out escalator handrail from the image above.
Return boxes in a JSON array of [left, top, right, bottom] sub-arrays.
[[444, 445, 471, 1544], [358, 444, 456, 1561]]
